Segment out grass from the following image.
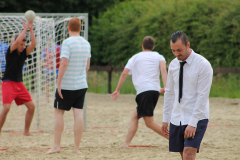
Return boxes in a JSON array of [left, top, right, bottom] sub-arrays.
[[87, 71, 240, 98], [210, 73, 240, 98], [87, 71, 135, 94]]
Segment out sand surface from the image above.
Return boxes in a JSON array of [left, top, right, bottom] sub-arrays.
[[0, 93, 239, 160]]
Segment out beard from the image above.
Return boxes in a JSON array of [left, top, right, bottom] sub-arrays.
[[177, 48, 188, 61]]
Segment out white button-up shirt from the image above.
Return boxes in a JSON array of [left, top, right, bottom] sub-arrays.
[[163, 50, 213, 127]]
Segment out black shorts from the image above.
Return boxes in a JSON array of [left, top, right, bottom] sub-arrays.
[[169, 119, 209, 153], [54, 88, 87, 111], [135, 90, 160, 118]]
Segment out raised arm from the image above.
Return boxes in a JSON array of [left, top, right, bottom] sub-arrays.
[[10, 21, 28, 53], [26, 21, 36, 55], [110, 68, 130, 100]]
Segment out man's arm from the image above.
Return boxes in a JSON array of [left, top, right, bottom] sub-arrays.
[[160, 60, 167, 94], [57, 57, 68, 99], [110, 68, 130, 100], [10, 21, 28, 53], [26, 21, 36, 55], [188, 62, 213, 127], [184, 62, 213, 139], [86, 58, 90, 72]]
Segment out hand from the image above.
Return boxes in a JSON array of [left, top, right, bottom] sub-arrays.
[[184, 125, 196, 139], [162, 122, 169, 136], [57, 86, 63, 99], [110, 90, 120, 101], [27, 21, 33, 30], [23, 20, 28, 30], [160, 88, 165, 94]]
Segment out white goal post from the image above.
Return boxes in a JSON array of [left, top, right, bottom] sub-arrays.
[[0, 13, 88, 131]]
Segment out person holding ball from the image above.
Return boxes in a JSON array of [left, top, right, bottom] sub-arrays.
[[0, 20, 36, 136]]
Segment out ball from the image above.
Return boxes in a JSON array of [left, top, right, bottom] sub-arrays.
[[25, 10, 36, 21]]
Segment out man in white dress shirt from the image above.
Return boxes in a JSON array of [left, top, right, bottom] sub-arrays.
[[162, 31, 213, 160]]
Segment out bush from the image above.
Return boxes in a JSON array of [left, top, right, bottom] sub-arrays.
[[90, 0, 240, 67]]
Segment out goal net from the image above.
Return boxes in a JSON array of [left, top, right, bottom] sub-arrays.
[[0, 13, 88, 131]]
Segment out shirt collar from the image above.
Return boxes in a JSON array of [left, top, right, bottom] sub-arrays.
[[179, 49, 195, 65]]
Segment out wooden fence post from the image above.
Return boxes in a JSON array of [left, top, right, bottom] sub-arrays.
[[108, 61, 112, 93]]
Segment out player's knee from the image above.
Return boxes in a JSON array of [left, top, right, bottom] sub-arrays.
[[144, 120, 153, 128], [2, 104, 11, 113], [27, 104, 35, 112], [3, 106, 10, 114], [30, 105, 35, 112], [183, 147, 196, 159]]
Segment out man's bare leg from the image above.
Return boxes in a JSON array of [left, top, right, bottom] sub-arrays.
[[0, 103, 11, 133], [121, 109, 139, 147], [47, 108, 65, 154], [143, 116, 169, 139], [24, 101, 35, 136], [183, 147, 197, 160], [73, 108, 83, 153]]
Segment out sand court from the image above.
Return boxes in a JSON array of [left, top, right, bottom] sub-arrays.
[[0, 93, 239, 159]]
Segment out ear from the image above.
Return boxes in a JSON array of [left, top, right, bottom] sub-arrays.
[[142, 45, 144, 51], [152, 46, 154, 50], [187, 42, 190, 48]]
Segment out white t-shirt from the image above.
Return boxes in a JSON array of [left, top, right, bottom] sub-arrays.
[[60, 36, 91, 90], [125, 51, 166, 95]]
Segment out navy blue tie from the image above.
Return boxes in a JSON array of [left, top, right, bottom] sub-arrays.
[[179, 61, 186, 103]]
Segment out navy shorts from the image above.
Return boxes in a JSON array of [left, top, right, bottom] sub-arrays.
[[169, 119, 208, 153], [135, 91, 159, 118], [54, 88, 87, 111]]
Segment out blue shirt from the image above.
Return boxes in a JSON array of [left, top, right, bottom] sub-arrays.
[[0, 42, 9, 72]]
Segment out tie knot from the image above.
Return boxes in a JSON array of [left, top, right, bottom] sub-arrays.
[[180, 61, 187, 67]]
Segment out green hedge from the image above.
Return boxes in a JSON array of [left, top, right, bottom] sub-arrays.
[[90, 0, 240, 67]]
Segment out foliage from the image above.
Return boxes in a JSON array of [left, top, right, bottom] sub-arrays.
[[197, 2, 240, 67], [90, 1, 152, 66], [0, 0, 124, 25], [90, 0, 240, 67]]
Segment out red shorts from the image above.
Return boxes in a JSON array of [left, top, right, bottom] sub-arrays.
[[2, 81, 32, 105]]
